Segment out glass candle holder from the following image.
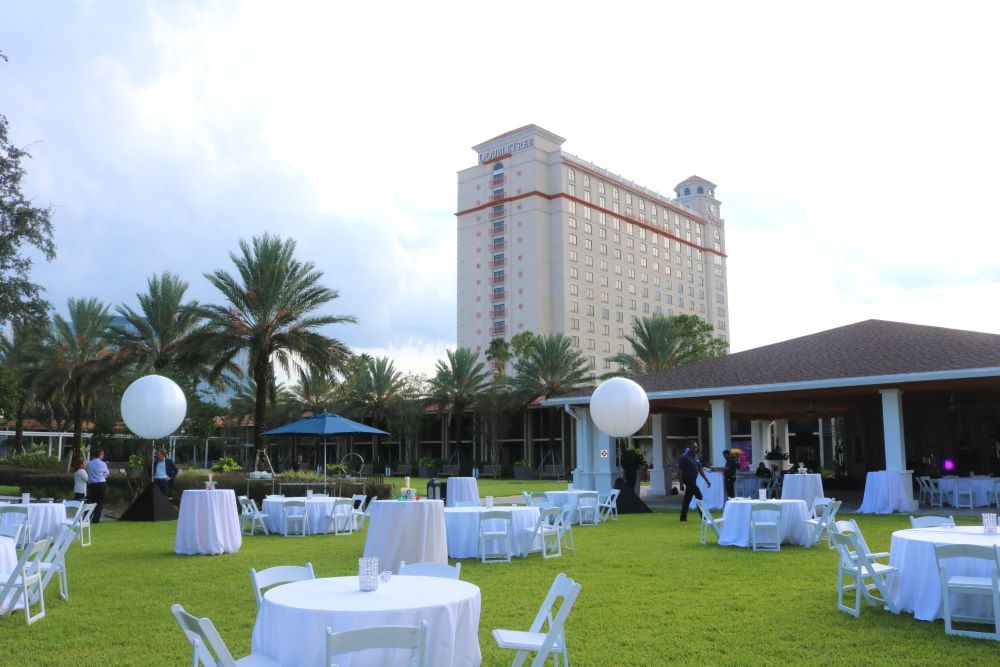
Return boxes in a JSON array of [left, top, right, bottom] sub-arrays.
[[358, 557, 379, 591], [485, 496, 494, 508], [758, 489, 767, 501], [983, 513, 997, 534]]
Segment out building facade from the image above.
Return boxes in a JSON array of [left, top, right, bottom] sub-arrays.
[[456, 125, 729, 372]]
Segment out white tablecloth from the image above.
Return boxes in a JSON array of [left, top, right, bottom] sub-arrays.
[[688, 471, 726, 510], [938, 476, 995, 507], [0, 502, 67, 542], [261, 496, 355, 534], [446, 477, 480, 507], [444, 506, 540, 558], [781, 474, 825, 512], [887, 527, 1000, 621], [0, 536, 16, 581], [363, 500, 447, 573], [736, 476, 769, 497], [174, 489, 242, 555], [857, 471, 912, 514], [717, 499, 810, 547], [251, 575, 482, 667], [544, 491, 585, 523]]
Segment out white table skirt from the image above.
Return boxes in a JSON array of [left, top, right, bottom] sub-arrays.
[[736, 476, 769, 497], [717, 499, 809, 547], [938, 476, 995, 507], [363, 500, 447, 573], [446, 478, 480, 507], [857, 471, 911, 514], [261, 497, 355, 534], [251, 575, 482, 667], [0, 536, 16, 581], [688, 471, 726, 510], [174, 489, 242, 555], [781, 474, 825, 512], [0, 502, 67, 542], [444, 506, 540, 558], [544, 491, 584, 523], [887, 527, 1000, 621]]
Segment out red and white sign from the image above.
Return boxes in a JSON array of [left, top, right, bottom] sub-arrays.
[[600, 449, 609, 458]]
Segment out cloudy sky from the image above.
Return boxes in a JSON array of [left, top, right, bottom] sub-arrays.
[[3, 1, 999, 375]]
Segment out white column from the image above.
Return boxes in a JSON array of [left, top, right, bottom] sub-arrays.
[[649, 414, 670, 495], [817, 418, 825, 468], [749, 420, 767, 466], [709, 399, 731, 466], [594, 431, 615, 498], [573, 408, 594, 490], [880, 388, 907, 472], [775, 420, 790, 456]]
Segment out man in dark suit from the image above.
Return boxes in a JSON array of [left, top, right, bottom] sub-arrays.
[[678, 442, 711, 522], [151, 449, 179, 499]]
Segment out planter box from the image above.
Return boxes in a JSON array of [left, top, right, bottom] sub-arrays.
[[513, 465, 534, 481]]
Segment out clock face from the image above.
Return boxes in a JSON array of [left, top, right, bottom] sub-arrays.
[[708, 203, 716, 214]]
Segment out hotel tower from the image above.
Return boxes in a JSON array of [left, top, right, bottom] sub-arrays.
[[456, 125, 729, 372]]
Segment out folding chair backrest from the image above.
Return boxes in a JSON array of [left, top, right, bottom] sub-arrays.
[[170, 603, 238, 667], [526, 573, 582, 666], [398, 561, 461, 579], [810, 497, 833, 519], [0, 538, 49, 622], [64, 500, 83, 522], [250, 563, 315, 605], [542, 506, 563, 525], [829, 530, 860, 568], [327, 619, 427, 667], [910, 515, 955, 528], [521, 491, 535, 506], [0, 505, 29, 547], [0, 523, 22, 544], [934, 542, 999, 566]]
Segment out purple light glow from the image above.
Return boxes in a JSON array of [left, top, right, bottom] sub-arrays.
[[943, 459, 956, 472]]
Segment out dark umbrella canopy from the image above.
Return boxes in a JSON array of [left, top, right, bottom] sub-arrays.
[[262, 412, 389, 437]]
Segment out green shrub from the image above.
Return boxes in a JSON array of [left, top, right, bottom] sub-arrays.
[[211, 456, 242, 472], [2, 445, 61, 469]]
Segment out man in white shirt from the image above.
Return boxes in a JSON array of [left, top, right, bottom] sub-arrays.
[[86, 449, 109, 523]]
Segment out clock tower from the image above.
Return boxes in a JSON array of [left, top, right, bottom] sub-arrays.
[[673, 175, 721, 222]]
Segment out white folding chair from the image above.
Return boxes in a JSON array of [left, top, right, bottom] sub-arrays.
[[0, 523, 23, 545], [830, 531, 898, 617], [915, 476, 932, 507], [993, 480, 1000, 509], [282, 499, 309, 537], [804, 500, 841, 548], [576, 492, 600, 525], [556, 506, 575, 551], [493, 572, 582, 667], [238, 497, 270, 536], [63, 500, 84, 524], [934, 543, 1000, 640], [479, 509, 513, 563], [327, 498, 355, 535], [953, 481, 974, 509], [521, 491, 535, 507], [171, 603, 283, 667], [750, 502, 781, 552], [326, 620, 427, 667], [809, 497, 833, 520], [0, 505, 31, 550], [831, 519, 890, 562], [351, 494, 375, 530], [38, 525, 76, 602], [909, 515, 956, 529], [399, 560, 462, 579], [766, 475, 781, 499], [455, 500, 481, 508], [249, 563, 315, 606], [531, 492, 552, 509], [0, 538, 50, 625], [521, 506, 562, 559], [927, 478, 945, 508], [695, 499, 725, 546], [76, 502, 96, 547], [598, 489, 620, 522]]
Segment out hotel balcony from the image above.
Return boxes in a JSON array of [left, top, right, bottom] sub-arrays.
[[491, 174, 505, 188], [490, 190, 505, 202], [489, 207, 505, 220], [491, 290, 506, 302], [491, 275, 506, 285], [491, 324, 507, 335], [491, 240, 506, 250], [491, 223, 506, 236], [492, 307, 506, 318], [490, 258, 506, 268]]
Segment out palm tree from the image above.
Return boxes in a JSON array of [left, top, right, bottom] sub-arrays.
[[428, 348, 490, 466], [512, 333, 593, 468], [291, 366, 340, 415], [386, 373, 428, 465], [194, 234, 356, 456], [113, 272, 200, 371], [0, 320, 49, 453], [605, 313, 728, 377], [340, 355, 405, 464], [485, 337, 511, 380], [36, 298, 125, 461]]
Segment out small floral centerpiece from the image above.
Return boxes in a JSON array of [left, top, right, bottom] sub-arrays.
[[764, 448, 789, 461]]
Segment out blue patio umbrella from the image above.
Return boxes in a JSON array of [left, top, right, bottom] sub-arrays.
[[263, 412, 389, 482]]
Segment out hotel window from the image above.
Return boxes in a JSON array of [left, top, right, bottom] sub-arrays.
[[586, 305, 595, 316], [699, 290, 705, 299], [568, 168, 575, 182], [584, 239, 593, 250], [569, 250, 578, 261], [643, 303, 650, 313], [615, 295, 623, 307], [599, 228, 607, 239], [585, 288, 594, 299], [588, 356, 596, 369], [584, 255, 593, 266], [600, 244, 608, 255], [570, 301, 579, 313], [627, 252, 634, 263], [612, 218, 620, 230], [716, 293, 726, 303], [618, 327, 625, 337], [602, 341, 610, 353], [599, 212, 606, 224], [678, 298, 685, 307], [642, 287, 649, 298], [493, 204, 504, 217], [599, 196, 606, 208], [569, 267, 578, 278], [653, 276, 660, 286], [614, 264, 622, 275], [569, 284, 579, 296], [587, 321, 595, 333], [699, 303, 706, 313], [600, 275, 609, 287], [718, 321, 727, 331], [602, 324, 610, 335], [493, 286, 504, 298], [625, 193, 632, 205], [571, 336, 580, 346], [570, 318, 579, 330], [617, 344, 625, 354], [697, 186, 704, 194], [599, 259, 608, 271], [655, 305, 662, 314], [568, 233, 577, 246], [588, 339, 596, 350], [584, 222, 592, 234], [688, 286, 694, 296], [585, 271, 594, 283], [614, 249, 622, 259], [604, 359, 612, 369], [493, 188, 504, 200], [628, 284, 636, 295], [568, 200, 576, 213], [629, 299, 637, 310], [568, 217, 577, 228], [717, 307, 726, 317], [614, 312, 623, 322], [599, 181, 605, 194], [625, 207, 632, 217], [627, 268, 636, 279], [569, 183, 576, 196], [640, 242, 647, 253], [601, 292, 609, 303], [614, 279, 623, 290], [639, 199, 645, 211], [640, 257, 647, 268], [601, 308, 610, 319], [583, 174, 591, 188], [583, 191, 591, 203], [613, 187, 619, 199], [665, 294, 672, 304], [627, 239, 634, 249], [651, 204, 657, 216], [612, 202, 619, 213]]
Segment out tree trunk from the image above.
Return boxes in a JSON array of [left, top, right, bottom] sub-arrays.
[[13, 395, 28, 454], [253, 360, 269, 470], [72, 390, 85, 462], [454, 408, 463, 466]]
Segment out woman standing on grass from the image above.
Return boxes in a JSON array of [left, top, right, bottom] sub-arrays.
[[73, 459, 88, 500]]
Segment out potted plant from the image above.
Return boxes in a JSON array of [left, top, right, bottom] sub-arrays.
[[513, 459, 534, 481], [417, 457, 438, 478]]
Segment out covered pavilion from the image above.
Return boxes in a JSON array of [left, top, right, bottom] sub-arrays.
[[546, 319, 1000, 508]]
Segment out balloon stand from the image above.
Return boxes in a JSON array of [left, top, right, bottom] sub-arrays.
[[120, 483, 179, 522]]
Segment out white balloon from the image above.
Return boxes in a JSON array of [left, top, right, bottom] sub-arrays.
[[120, 375, 187, 440], [590, 377, 650, 437]]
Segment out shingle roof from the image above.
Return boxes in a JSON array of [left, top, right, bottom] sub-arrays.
[[675, 175, 716, 188], [561, 320, 1000, 398]]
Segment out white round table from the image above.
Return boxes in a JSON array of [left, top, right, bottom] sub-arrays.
[[174, 489, 242, 555], [251, 575, 482, 667], [363, 500, 447, 573], [780, 474, 825, 512], [938, 476, 995, 507], [887, 526, 1000, 621], [735, 475, 768, 497], [0, 501, 67, 542], [445, 477, 480, 507], [0, 535, 16, 581], [444, 505, 540, 558], [687, 471, 726, 510], [857, 470, 911, 514], [717, 499, 810, 547], [261, 496, 355, 535]]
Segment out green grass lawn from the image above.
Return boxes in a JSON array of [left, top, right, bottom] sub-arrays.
[[3, 511, 998, 666], [0, 484, 19, 495], [401, 477, 569, 498]]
